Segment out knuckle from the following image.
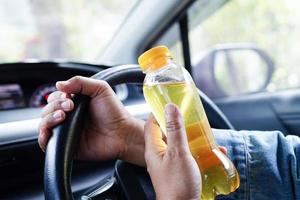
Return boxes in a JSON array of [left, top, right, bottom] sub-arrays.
[[56, 110, 66, 119], [49, 99, 59, 107], [44, 115, 54, 126], [40, 110, 65, 129], [166, 120, 182, 133], [93, 80, 112, 97], [51, 111, 64, 123], [47, 92, 57, 102], [167, 148, 187, 159], [47, 92, 54, 100], [96, 80, 110, 93], [52, 100, 63, 110], [98, 80, 109, 88], [167, 148, 177, 158], [41, 100, 60, 116], [66, 99, 74, 109], [47, 91, 63, 102], [38, 120, 47, 131], [71, 76, 82, 83]]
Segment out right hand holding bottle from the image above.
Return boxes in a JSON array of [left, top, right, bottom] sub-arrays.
[[144, 103, 201, 200]]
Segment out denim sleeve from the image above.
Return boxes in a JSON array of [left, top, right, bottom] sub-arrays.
[[212, 129, 300, 200]]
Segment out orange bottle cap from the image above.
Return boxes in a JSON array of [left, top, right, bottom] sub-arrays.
[[138, 45, 172, 72]]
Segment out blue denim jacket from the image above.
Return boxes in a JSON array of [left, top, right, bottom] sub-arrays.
[[213, 129, 300, 200]]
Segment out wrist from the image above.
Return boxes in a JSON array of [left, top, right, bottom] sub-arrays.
[[120, 117, 146, 166]]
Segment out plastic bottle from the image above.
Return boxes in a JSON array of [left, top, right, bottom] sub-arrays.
[[138, 46, 240, 200]]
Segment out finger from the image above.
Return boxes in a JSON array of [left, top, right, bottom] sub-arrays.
[[56, 76, 111, 97], [219, 146, 227, 155], [144, 114, 167, 156], [47, 91, 71, 103], [38, 110, 66, 151], [164, 103, 189, 152], [38, 127, 49, 152], [41, 99, 74, 117]]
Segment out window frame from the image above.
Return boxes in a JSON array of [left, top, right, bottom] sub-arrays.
[[141, 2, 194, 74]]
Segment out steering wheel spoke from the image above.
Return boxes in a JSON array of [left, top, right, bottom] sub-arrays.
[[80, 176, 120, 200]]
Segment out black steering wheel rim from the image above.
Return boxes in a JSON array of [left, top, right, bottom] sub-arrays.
[[44, 64, 234, 200]]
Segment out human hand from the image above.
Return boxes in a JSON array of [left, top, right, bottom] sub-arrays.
[[144, 103, 201, 200], [38, 76, 145, 166]]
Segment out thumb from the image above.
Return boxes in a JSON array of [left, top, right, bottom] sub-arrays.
[[164, 103, 189, 151], [56, 76, 111, 98]]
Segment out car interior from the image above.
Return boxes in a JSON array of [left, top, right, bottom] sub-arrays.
[[0, 0, 300, 199]]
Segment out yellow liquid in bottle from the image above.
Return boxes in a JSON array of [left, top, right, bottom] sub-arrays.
[[143, 82, 240, 200]]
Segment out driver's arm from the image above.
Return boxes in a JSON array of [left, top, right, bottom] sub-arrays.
[[213, 129, 300, 199]]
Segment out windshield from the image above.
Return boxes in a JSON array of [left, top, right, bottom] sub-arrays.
[[0, 0, 137, 63]]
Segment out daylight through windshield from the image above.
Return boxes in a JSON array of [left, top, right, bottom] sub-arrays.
[[0, 0, 137, 63]]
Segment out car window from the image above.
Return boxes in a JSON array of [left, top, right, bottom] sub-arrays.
[[151, 23, 185, 67], [188, 0, 300, 98], [154, 0, 300, 98], [0, 0, 138, 63]]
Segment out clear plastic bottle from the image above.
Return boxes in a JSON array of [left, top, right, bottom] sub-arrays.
[[138, 46, 240, 200]]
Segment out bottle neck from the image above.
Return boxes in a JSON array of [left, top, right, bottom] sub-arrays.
[[144, 56, 173, 73]]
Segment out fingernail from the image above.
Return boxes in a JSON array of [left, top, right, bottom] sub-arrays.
[[57, 81, 67, 85], [53, 111, 62, 120], [56, 81, 67, 89], [61, 101, 71, 110], [165, 103, 178, 119]]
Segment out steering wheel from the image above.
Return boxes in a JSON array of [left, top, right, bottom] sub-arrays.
[[44, 64, 234, 200]]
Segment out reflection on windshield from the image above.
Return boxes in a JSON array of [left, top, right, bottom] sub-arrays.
[[0, 0, 137, 63]]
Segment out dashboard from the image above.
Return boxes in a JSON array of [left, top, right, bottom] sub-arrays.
[[0, 62, 145, 112], [0, 83, 25, 110], [0, 83, 56, 110]]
